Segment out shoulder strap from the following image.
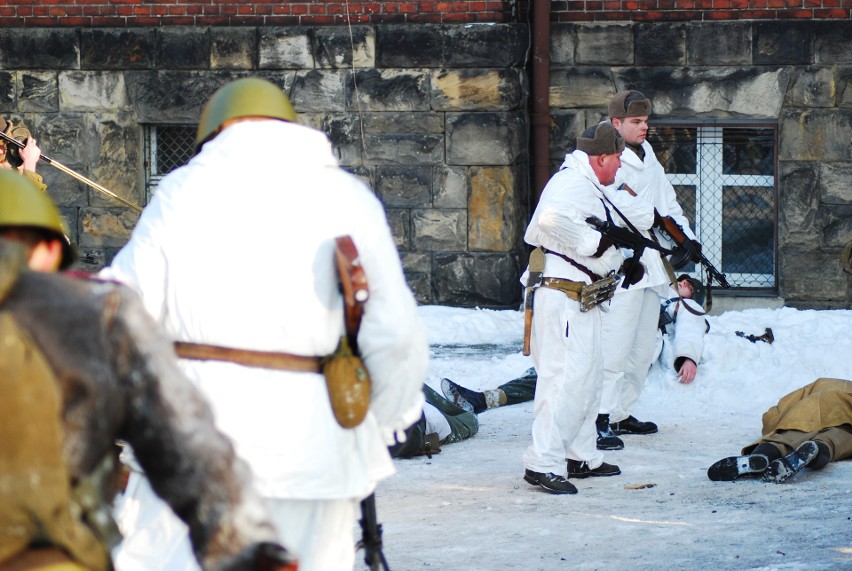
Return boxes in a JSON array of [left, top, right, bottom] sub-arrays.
[[334, 236, 369, 353]]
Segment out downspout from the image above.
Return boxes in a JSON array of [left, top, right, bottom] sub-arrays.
[[530, 0, 551, 208]]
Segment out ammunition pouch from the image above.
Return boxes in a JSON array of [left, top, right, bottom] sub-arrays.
[[538, 272, 618, 312]]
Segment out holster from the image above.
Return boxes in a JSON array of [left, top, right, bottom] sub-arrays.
[[539, 273, 618, 312]]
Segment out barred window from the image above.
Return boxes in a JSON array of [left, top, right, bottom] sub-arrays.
[[143, 125, 196, 202], [648, 124, 777, 291]]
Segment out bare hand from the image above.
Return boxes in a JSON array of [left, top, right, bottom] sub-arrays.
[[676, 358, 697, 384], [20, 137, 40, 172]]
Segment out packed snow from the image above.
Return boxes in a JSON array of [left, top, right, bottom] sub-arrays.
[[369, 304, 852, 570]]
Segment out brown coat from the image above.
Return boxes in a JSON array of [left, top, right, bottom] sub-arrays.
[[761, 378, 852, 435], [0, 244, 279, 570]]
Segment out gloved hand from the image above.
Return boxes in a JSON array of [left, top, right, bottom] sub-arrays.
[[592, 234, 615, 258], [620, 257, 645, 287], [688, 239, 702, 262], [256, 542, 298, 571]]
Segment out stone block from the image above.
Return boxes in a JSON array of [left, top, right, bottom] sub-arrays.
[[432, 253, 521, 306], [614, 67, 791, 119], [814, 22, 852, 64], [753, 22, 814, 66], [18, 71, 58, 113], [375, 165, 432, 207], [156, 28, 211, 70], [575, 24, 633, 66], [376, 25, 443, 68], [550, 24, 575, 67], [433, 166, 468, 209], [549, 111, 584, 160], [58, 72, 129, 112], [635, 23, 686, 66], [431, 68, 524, 112], [313, 26, 374, 69], [820, 162, 852, 205], [779, 246, 847, 302], [259, 28, 314, 69], [80, 29, 156, 70], [401, 252, 432, 274], [314, 112, 362, 166], [778, 161, 820, 248], [445, 24, 528, 68], [446, 111, 526, 166], [125, 71, 239, 123], [549, 67, 614, 109], [784, 67, 836, 108], [780, 109, 852, 162], [468, 166, 518, 253], [821, 203, 852, 248], [363, 133, 444, 165], [41, 168, 86, 209], [211, 28, 257, 70], [87, 114, 143, 210], [361, 111, 443, 135], [385, 208, 410, 249], [405, 271, 433, 305], [686, 23, 751, 66], [412, 209, 466, 252], [79, 208, 139, 248], [291, 70, 347, 112], [0, 29, 79, 70], [347, 69, 430, 112], [0, 72, 14, 112], [840, 67, 852, 108]]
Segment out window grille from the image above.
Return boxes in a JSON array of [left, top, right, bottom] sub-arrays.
[[648, 124, 777, 290], [144, 125, 196, 203]]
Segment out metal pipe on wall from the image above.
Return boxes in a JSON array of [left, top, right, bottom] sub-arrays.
[[530, 0, 551, 209]]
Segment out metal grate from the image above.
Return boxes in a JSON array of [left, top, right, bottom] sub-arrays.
[[144, 125, 196, 202], [648, 124, 777, 290]]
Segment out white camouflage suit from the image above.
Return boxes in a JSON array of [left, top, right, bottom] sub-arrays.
[[522, 151, 653, 475], [105, 120, 429, 571], [657, 289, 707, 372], [600, 140, 698, 423]]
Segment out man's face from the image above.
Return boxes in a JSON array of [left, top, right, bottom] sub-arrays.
[[677, 278, 694, 299], [613, 116, 649, 146], [595, 151, 622, 186]]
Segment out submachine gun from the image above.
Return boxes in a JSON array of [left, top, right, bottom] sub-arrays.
[[653, 213, 730, 289], [585, 216, 674, 289]]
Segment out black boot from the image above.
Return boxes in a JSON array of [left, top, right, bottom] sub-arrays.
[[596, 414, 624, 450], [566, 459, 621, 478], [763, 441, 819, 483], [524, 469, 578, 495], [707, 455, 769, 481], [440, 378, 487, 414], [610, 415, 658, 435]]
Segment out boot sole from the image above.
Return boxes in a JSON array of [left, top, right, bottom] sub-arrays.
[[763, 441, 818, 483], [568, 465, 621, 479], [707, 455, 769, 481]]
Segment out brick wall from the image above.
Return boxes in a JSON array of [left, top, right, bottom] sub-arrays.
[[0, 1, 517, 27], [550, 1, 851, 22]]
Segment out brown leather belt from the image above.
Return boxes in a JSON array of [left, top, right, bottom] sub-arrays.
[[174, 341, 322, 373], [539, 277, 583, 301]]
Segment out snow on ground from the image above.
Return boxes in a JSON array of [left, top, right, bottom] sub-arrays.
[[368, 305, 852, 570]]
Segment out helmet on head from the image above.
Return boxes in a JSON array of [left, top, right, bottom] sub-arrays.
[[0, 170, 75, 269], [195, 78, 297, 153]]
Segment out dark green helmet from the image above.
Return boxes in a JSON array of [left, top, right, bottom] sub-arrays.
[[0, 170, 75, 269], [195, 78, 297, 153]]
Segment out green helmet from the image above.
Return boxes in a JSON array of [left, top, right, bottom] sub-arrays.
[[195, 78, 297, 153], [0, 170, 74, 269]]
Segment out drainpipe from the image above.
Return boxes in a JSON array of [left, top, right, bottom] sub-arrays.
[[530, 0, 551, 208]]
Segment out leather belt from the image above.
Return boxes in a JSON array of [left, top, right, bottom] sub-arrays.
[[539, 277, 583, 302], [174, 341, 322, 373]]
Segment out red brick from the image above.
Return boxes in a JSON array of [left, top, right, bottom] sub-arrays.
[[161, 16, 195, 24], [264, 15, 301, 24], [814, 7, 851, 16]]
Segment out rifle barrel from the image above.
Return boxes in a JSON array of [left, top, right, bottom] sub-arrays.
[[0, 130, 142, 212]]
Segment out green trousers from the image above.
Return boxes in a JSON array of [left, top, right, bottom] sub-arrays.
[[423, 385, 479, 444]]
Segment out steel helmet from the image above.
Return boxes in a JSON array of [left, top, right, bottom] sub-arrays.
[[0, 170, 75, 269], [195, 78, 297, 153]]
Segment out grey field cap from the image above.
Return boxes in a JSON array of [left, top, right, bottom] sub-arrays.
[[577, 122, 625, 156]]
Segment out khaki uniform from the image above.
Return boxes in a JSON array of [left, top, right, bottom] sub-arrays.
[[0, 241, 279, 571], [743, 378, 852, 462]]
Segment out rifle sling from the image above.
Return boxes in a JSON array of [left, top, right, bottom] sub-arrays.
[[542, 248, 602, 282], [174, 341, 322, 373]]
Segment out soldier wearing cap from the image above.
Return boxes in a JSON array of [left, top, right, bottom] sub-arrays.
[[520, 122, 655, 495], [105, 78, 428, 570], [0, 117, 47, 192], [595, 90, 704, 446]]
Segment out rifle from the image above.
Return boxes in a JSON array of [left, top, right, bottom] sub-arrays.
[[654, 213, 730, 289], [0, 130, 143, 212], [358, 493, 390, 571]]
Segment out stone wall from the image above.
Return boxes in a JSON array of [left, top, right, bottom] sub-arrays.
[[0, 24, 529, 307], [548, 20, 852, 308]]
